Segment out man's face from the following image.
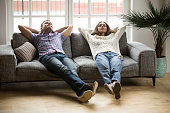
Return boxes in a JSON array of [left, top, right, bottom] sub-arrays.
[[41, 20, 53, 33], [97, 22, 107, 33]]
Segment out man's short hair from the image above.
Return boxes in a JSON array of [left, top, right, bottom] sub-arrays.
[[41, 20, 51, 28]]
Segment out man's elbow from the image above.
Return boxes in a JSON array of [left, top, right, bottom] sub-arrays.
[[18, 25, 24, 31], [18, 25, 21, 30], [18, 25, 22, 28]]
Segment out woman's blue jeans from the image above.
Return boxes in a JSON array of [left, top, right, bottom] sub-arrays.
[[39, 52, 85, 97], [95, 52, 123, 84]]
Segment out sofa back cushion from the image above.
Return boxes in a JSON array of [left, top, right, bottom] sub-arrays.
[[119, 32, 128, 55], [70, 33, 92, 58], [12, 33, 72, 58], [62, 37, 72, 58], [70, 32, 128, 58], [12, 33, 30, 49]]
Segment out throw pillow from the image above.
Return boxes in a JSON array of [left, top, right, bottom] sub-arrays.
[[14, 42, 37, 62]]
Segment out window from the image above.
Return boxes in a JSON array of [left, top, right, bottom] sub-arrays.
[[9, 0, 125, 36], [73, 0, 124, 31], [13, 0, 66, 32]]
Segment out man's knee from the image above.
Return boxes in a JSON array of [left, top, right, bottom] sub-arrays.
[[56, 64, 69, 75]]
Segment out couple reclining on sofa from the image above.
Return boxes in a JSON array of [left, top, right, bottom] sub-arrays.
[[18, 20, 126, 102]]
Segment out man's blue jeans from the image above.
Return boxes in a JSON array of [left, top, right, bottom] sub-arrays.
[[95, 51, 123, 84], [39, 52, 85, 97]]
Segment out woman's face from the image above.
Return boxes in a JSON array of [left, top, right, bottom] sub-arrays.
[[97, 22, 107, 33]]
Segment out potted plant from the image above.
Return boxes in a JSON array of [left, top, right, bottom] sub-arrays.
[[123, 0, 170, 77]]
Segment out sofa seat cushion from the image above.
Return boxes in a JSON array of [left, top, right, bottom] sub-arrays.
[[73, 56, 101, 80], [73, 55, 139, 80], [121, 56, 139, 77], [16, 60, 62, 82]]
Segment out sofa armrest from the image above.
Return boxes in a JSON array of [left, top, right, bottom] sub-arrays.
[[0, 45, 17, 82], [127, 42, 156, 77]]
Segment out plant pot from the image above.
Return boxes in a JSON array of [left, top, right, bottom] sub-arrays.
[[156, 56, 167, 78]]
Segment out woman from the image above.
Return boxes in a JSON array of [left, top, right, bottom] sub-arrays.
[[79, 21, 126, 99]]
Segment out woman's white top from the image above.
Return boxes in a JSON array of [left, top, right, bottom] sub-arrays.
[[78, 26, 126, 60]]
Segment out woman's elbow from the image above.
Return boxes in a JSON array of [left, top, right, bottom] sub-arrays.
[[69, 25, 73, 30]]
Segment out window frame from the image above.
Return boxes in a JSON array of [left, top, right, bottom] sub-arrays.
[[7, 0, 130, 42], [72, 0, 124, 28], [11, 0, 69, 31]]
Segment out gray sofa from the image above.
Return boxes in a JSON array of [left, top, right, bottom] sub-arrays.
[[0, 32, 156, 87]]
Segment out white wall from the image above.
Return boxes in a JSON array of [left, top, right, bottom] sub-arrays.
[[130, 0, 170, 73], [130, 0, 163, 49], [166, 37, 170, 73], [0, 0, 7, 45], [165, 0, 170, 73]]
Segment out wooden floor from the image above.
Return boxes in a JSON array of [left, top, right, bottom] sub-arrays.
[[0, 74, 170, 113]]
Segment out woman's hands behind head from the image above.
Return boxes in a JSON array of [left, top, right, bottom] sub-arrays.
[[111, 27, 118, 33]]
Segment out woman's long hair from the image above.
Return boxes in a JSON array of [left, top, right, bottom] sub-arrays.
[[91, 21, 111, 36]]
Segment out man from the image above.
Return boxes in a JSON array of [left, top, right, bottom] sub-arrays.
[[18, 20, 98, 102]]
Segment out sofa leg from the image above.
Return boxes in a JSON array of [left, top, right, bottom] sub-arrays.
[[152, 76, 156, 86]]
